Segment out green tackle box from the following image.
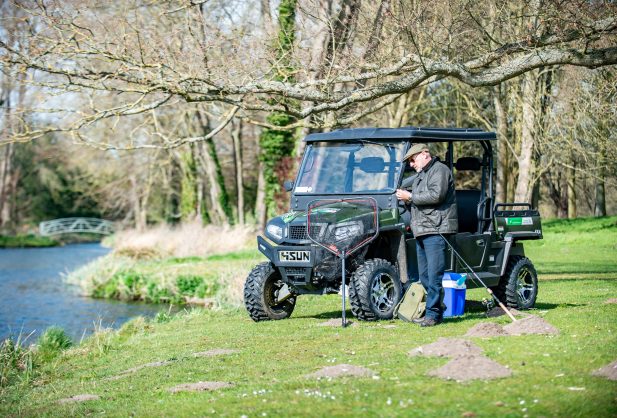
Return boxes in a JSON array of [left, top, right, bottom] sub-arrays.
[[494, 203, 543, 240]]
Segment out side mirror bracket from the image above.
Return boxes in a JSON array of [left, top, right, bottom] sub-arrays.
[[283, 180, 294, 192]]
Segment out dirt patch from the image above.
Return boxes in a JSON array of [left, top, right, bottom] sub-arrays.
[[503, 315, 559, 335], [58, 394, 100, 404], [592, 360, 617, 381], [381, 324, 397, 329], [317, 318, 357, 327], [465, 322, 509, 337], [486, 306, 521, 318], [409, 338, 483, 358], [193, 349, 238, 357], [305, 364, 375, 379], [104, 360, 174, 381], [168, 381, 234, 393], [605, 298, 617, 304], [427, 355, 512, 382]]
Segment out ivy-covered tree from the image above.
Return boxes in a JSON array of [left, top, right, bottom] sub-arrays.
[[258, 0, 298, 218]]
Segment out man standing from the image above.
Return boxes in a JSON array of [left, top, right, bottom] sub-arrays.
[[395, 144, 458, 326]]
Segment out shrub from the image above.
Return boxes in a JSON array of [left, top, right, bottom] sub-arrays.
[[176, 275, 205, 296], [37, 326, 72, 363]]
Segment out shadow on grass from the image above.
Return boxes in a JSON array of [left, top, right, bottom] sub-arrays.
[[296, 310, 350, 320]]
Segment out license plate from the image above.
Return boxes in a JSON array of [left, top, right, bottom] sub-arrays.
[[279, 250, 310, 262]]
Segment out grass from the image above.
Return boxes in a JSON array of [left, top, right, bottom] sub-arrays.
[[0, 234, 59, 248], [2, 216, 616, 416], [526, 216, 617, 277], [0, 281, 615, 417], [66, 249, 264, 306]]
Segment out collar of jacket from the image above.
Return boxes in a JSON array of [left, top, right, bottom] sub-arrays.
[[420, 156, 440, 173]]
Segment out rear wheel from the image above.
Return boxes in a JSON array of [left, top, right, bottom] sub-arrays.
[[495, 256, 538, 309], [349, 259, 402, 321], [244, 262, 296, 321]]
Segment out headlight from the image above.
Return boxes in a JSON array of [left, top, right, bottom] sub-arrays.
[[266, 223, 283, 241], [333, 222, 363, 241]]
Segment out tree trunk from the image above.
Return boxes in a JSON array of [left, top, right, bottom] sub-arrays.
[[195, 112, 231, 225], [514, 71, 537, 203], [594, 143, 607, 217], [566, 159, 577, 219], [129, 174, 145, 231], [0, 144, 14, 228], [493, 86, 508, 204], [255, 162, 267, 231], [231, 119, 245, 224]]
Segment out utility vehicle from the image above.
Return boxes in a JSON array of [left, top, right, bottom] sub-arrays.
[[244, 127, 542, 321]]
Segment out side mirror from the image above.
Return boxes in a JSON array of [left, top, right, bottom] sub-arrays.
[[283, 180, 294, 192]]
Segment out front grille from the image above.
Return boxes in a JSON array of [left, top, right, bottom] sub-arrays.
[[289, 224, 323, 240], [289, 225, 307, 240]]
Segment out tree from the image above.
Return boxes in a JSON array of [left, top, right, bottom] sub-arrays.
[[0, 1, 614, 148]]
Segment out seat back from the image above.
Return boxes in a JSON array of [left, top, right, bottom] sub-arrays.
[[456, 189, 481, 233]]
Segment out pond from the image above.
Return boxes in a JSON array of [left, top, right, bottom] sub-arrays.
[[0, 243, 167, 343]]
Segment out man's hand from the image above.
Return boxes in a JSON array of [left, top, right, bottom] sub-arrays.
[[396, 188, 412, 203]]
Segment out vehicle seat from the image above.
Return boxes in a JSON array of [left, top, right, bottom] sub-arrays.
[[455, 189, 481, 233]]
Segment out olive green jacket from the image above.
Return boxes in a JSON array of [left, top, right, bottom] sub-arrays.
[[409, 157, 458, 237]]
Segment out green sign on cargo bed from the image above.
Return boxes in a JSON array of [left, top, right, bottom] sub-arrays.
[[506, 217, 533, 226]]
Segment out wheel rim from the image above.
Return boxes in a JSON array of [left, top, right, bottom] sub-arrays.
[[264, 277, 292, 312], [370, 272, 396, 313], [516, 267, 535, 305]]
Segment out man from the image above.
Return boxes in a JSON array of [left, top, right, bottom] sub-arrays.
[[395, 144, 458, 327]]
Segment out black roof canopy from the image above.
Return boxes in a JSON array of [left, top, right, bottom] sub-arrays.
[[304, 127, 497, 142]]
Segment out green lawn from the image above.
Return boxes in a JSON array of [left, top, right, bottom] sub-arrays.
[[1, 216, 616, 417]]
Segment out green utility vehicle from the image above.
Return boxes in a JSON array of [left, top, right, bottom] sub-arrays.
[[244, 127, 543, 321]]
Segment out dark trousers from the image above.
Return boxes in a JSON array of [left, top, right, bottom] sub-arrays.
[[416, 234, 446, 320]]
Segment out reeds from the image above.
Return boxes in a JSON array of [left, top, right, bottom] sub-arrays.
[[111, 222, 256, 259]]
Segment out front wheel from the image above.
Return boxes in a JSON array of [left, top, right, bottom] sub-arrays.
[[498, 256, 538, 309], [349, 258, 402, 321], [244, 262, 296, 321]]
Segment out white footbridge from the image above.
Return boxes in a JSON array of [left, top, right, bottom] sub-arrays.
[[39, 218, 115, 236]]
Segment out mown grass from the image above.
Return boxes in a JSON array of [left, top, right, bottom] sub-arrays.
[[2, 216, 615, 416], [0, 280, 615, 417], [526, 215, 617, 277]]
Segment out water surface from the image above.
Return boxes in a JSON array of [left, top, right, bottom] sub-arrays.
[[0, 243, 166, 343]]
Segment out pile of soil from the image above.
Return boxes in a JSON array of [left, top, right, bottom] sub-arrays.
[[592, 360, 617, 381], [427, 355, 512, 382], [58, 394, 100, 404], [465, 322, 509, 337], [168, 381, 234, 393], [410, 338, 512, 382], [193, 349, 238, 357], [409, 338, 484, 358], [503, 315, 559, 335], [318, 318, 357, 327], [305, 364, 375, 379], [486, 306, 521, 318]]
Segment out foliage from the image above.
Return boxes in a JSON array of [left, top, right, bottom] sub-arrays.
[[0, 234, 58, 248], [10, 140, 102, 226], [36, 327, 72, 363], [0, 337, 33, 388]]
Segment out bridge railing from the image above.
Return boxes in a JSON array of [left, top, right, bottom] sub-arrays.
[[39, 218, 115, 236]]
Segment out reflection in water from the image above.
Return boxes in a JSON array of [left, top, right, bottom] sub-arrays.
[[0, 243, 167, 342]]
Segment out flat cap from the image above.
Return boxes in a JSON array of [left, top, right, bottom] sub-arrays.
[[403, 143, 429, 161]]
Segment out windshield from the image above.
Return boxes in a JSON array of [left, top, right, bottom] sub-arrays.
[[294, 141, 405, 194]]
